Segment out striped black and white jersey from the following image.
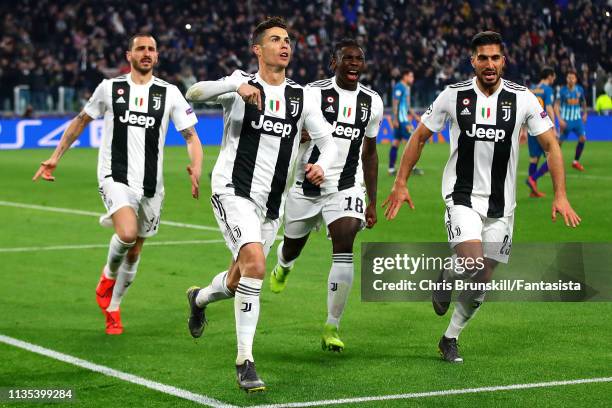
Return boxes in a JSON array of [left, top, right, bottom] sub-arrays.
[[422, 77, 553, 218], [84, 74, 197, 197], [296, 77, 384, 196], [210, 70, 335, 220]]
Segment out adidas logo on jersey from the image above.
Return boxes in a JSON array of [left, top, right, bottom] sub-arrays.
[[119, 110, 157, 129], [325, 105, 335, 113], [465, 124, 506, 142], [116, 96, 126, 103], [460, 107, 471, 115], [331, 121, 361, 140], [251, 115, 293, 138]]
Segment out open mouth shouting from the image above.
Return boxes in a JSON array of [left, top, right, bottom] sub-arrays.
[[346, 69, 359, 81], [483, 70, 497, 82]]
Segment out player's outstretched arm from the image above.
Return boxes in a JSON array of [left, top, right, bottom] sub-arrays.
[[33, 111, 93, 182], [362, 136, 378, 228], [186, 71, 253, 105], [537, 129, 581, 227], [383, 123, 433, 220], [181, 126, 203, 199]]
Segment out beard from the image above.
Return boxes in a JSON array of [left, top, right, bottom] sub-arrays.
[[131, 60, 154, 75]]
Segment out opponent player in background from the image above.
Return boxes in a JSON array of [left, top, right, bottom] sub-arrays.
[[33, 34, 202, 335], [384, 31, 580, 363], [184, 17, 337, 392], [269, 38, 383, 352], [555, 70, 588, 171], [525, 66, 556, 197], [389, 69, 423, 176]]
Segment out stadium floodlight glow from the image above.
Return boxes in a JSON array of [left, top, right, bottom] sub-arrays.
[[605, 11, 610, 17], [185, 23, 192, 30]]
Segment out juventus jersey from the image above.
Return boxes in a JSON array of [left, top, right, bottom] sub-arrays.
[[210, 70, 335, 220], [422, 77, 553, 218], [296, 77, 384, 196], [84, 74, 197, 197]]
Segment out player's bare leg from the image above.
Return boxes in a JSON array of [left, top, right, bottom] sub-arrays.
[[234, 242, 266, 392], [96, 206, 138, 334], [322, 217, 361, 352], [439, 244, 496, 363], [270, 234, 309, 293]]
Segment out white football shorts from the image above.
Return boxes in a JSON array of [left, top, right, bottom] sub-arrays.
[[98, 178, 164, 238], [444, 204, 514, 264], [210, 193, 280, 260], [283, 185, 366, 239]]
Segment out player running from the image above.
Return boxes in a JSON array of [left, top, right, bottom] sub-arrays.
[[525, 66, 556, 197], [555, 70, 588, 171], [269, 38, 383, 352], [383, 31, 580, 363], [184, 17, 337, 392], [33, 34, 202, 335], [389, 69, 422, 176]]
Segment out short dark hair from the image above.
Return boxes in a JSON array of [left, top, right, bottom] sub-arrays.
[[332, 38, 362, 59], [567, 69, 578, 77], [471, 31, 504, 53], [401, 69, 413, 78], [128, 33, 155, 50], [252, 17, 287, 45], [540, 66, 555, 80]]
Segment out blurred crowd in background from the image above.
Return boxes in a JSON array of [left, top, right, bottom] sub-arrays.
[[1, 0, 611, 114]]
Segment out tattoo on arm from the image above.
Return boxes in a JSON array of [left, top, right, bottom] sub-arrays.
[[180, 127, 196, 141]]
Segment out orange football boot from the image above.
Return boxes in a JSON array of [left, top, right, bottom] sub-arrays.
[[105, 309, 123, 335], [96, 270, 116, 310]]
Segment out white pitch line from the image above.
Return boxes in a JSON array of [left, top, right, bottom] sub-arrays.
[[250, 376, 612, 408], [0, 334, 237, 408], [0, 200, 218, 232], [0, 239, 224, 253]]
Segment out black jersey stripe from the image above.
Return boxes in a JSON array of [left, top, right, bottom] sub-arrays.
[[111, 81, 130, 185], [338, 90, 371, 190], [232, 80, 265, 199], [302, 86, 339, 196], [142, 84, 167, 197], [451, 89, 477, 207], [265, 86, 304, 220], [487, 90, 517, 218], [302, 146, 321, 197]]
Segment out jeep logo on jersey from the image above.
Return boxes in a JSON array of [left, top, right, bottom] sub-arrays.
[[251, 115, 293, 138], [119, 110, 156, 129], [465, 124, 506, 142], [331, 121, 361, 140]]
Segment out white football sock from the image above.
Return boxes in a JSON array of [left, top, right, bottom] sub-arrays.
[[195, 271, 234, 307], [277, 241, 296, 268], [234, 277, 262, 365], [107, 256, 140, 312], [444, 289, 486, 339], [104, 234, 135, 279], [326, 253, 354, 327]]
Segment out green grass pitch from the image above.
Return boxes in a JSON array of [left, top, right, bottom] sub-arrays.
[[0, 141, 610, 407]]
